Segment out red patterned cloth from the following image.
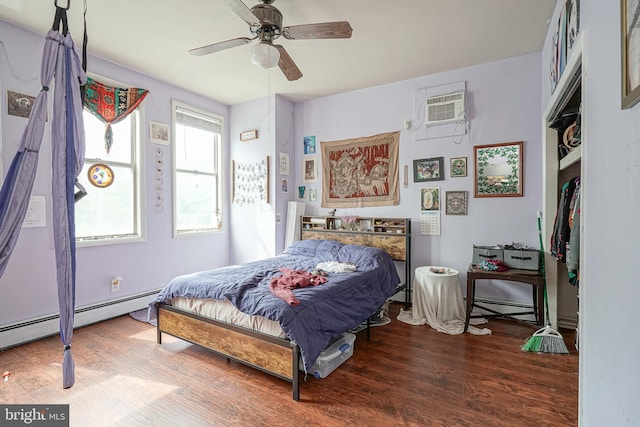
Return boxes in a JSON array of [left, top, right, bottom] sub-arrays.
[[477, 259, 508, 272], [269, 267, 328, 306], [83, 77, 149, 153]]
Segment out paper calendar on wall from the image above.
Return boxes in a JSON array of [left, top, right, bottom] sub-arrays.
[[420, 187, 441, 235]]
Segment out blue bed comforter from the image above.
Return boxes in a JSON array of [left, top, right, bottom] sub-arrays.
[[149, 239, 400, 372]]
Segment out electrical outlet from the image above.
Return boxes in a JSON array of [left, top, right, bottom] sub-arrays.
[[111, 276, 122, 293]]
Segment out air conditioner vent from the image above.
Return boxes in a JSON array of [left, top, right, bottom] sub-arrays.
[[425, 91, 465, 127]]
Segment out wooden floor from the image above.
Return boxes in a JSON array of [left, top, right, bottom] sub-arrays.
[[0, 302, 578, 426]]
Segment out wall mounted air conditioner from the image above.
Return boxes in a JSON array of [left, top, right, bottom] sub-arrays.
[[425, 91, 465, 127]]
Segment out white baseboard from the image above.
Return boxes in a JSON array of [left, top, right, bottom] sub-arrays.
[[0, 289, 160, 350]]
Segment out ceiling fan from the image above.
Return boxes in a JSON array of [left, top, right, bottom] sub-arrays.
[[189, 0, 353, 81]]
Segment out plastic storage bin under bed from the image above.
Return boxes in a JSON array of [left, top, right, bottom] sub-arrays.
[[302, 332, 356, 379]]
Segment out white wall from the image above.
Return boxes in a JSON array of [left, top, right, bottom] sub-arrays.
[[228, 94, 296, 265], [293, 53, 544, 304], [546, 0, 640, 425], [229, 95, 274, 264], [273, 95, 296, 253], [0, 20, 231, 327]]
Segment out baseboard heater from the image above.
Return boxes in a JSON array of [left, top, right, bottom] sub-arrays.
[[0, 289, 161, 351], [468, 297, 577, 329], [465, 297, 537, 323]]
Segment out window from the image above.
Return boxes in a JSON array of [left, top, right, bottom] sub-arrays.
[[172, 101, 223, 236], [75, 110, 143, 244]]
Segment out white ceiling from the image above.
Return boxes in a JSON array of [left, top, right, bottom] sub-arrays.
[[0, 0, 556, 106]]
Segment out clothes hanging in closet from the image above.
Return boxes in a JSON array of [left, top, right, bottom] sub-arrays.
[[550, 176, 581, 285], [566, 186, 581, 285]]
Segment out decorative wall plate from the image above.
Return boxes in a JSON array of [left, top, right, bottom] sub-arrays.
[[88, 163, 114, 188]]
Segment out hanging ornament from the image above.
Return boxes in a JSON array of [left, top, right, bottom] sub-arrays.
[[87, 163, 114, 188]]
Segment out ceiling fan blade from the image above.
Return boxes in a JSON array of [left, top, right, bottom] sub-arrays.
[[189, 37, 253, 56], [274, 45, 302, 81], [282, 21, 353, 40], [221, 0, 260, 25]]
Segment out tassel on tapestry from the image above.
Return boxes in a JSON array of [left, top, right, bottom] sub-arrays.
[[83, 77, 149, 153]]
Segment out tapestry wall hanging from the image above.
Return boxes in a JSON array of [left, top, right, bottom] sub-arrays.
[[321, 131, 399, 208], [232, 156, 270, 205], [83, 77, 149, 153]]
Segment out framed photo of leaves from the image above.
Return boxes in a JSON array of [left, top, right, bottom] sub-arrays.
[[474, 141, 523, 198], [450, 157, 467, 177]]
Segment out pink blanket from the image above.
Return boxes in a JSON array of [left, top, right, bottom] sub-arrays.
[[269, 267, 328, 306]]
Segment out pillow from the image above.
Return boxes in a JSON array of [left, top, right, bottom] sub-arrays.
[[281, 239, 342, 260]]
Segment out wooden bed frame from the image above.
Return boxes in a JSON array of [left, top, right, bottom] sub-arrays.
[[156, 216, 410, 401]]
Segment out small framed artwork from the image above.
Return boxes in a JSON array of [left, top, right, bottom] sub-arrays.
[[303, 157, 317, 182], [621, 0, 640, 109], [445, 191, 468, 215], [240, 130, 258, 141], [309, 188, 317, 202], [303, 135, 316, 154], [7, 90, 36, 118], [281, 178, 288, 193], [413, 157, 444, 182], [450, 157, 467, 177], [474, 141, 524, 198], [279, 152, 290, 175], [298, 186, 306, 199], [150, 121, 170, 145], [421, 187, 440, 211]]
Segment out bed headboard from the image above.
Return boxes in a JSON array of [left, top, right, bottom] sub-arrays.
[[300, 216, 410, 262]]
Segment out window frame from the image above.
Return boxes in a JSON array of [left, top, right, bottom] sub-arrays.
[[171, 100, 223, 238], [76, 104, 146, 248]]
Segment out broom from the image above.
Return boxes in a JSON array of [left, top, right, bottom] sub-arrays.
[[521, 211, 569, 354]]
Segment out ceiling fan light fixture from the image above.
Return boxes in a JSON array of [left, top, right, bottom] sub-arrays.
[[250, 42, 280, 69]]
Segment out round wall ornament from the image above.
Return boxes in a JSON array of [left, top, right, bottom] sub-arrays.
[[87, 163, 114, 188]]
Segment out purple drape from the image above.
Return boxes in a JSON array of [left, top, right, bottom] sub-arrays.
[[0, 32, 58, 277], [0, 22, 85, 388], [50, 28, 86, 389]]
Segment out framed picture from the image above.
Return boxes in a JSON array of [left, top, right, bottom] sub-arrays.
[[413, 157, 444, 182], [150, 121, 170, 145], [621, 0, 640, 109], [281, 178, 288, 193], [279, 152, 289, 175], [445, 191, 468, 215], [309, 188, 317, 202], [240, 130, 258, 141], [303, 157, 317, 182], [421, 187, 440, 211], [450, 157, 467, 177], [474, 141, 523, 198], [7, 90, 36, 118], [303, 135, 317, 154]]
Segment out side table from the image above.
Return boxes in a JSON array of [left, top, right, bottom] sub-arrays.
[[464, 264, 545, 332], [398, 266, 489, 335], [413, 266, 465, 327]]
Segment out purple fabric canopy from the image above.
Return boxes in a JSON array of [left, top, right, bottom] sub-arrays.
[[0, 11, 85, 388]]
